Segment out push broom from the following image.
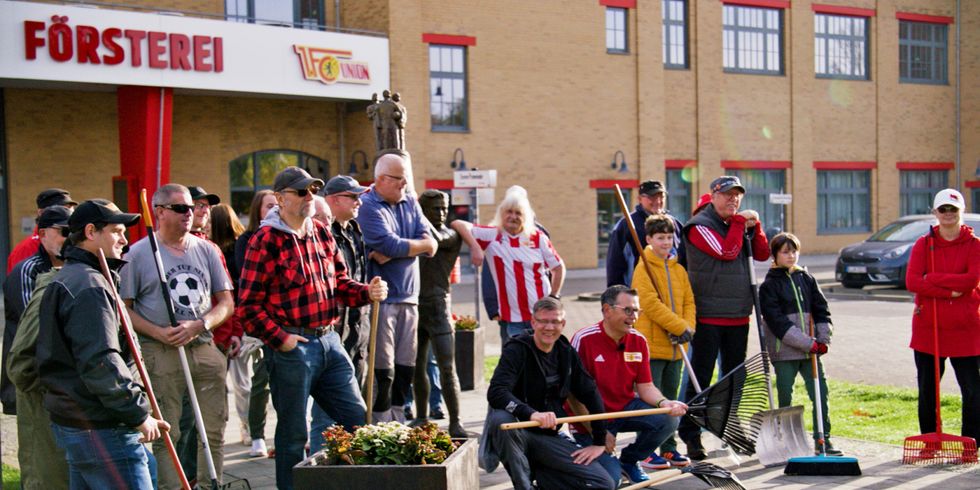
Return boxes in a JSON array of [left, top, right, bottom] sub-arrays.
[[901, 234, 978, 465], [783, 317, 861, 475]]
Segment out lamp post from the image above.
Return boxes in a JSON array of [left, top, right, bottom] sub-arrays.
[[451, 148, 479, 324]]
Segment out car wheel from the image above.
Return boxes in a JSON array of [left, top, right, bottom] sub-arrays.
[[841, 280, 863, 289]]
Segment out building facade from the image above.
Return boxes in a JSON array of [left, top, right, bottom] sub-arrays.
[[2, 0, 978, 270]]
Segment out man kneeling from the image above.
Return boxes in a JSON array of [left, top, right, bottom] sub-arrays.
[[486, 297, 616, 490], [569, 285, 688, 484]]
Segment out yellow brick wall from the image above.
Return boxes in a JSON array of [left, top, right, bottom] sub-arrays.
[[5, 89, 120, 243]]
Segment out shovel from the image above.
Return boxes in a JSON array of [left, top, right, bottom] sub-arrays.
[[744, 241, 811, 467]]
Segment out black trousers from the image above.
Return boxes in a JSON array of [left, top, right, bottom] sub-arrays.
[[678, 323, 750, 442], [914, 350, 980, 442]]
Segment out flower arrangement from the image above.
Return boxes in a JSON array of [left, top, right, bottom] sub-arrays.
[[317, 422, 460, 466], [452, 314, 479, 331]]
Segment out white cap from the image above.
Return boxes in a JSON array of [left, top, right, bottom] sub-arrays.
[[933, 188, 965, 210]]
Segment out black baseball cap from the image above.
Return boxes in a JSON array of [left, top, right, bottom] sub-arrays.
[[273, 166, 324, 193], [36, 188, 77, 209], [639, 180, 666, 196], [188, 186, 220, 205], [68, 199, 140, 232], [709, 176, 746, 194], [323, 175, 368, 196], [37, 205, 72, 229]]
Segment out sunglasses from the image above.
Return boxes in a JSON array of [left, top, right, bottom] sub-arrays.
[[937, 205, 959, 213], [156, 203, 193, 214], [282, 185, 323, 198]]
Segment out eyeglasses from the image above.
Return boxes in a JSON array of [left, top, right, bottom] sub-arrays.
[[156, 204, 193, 214], [335, 193, 361, 200], [611, 305, 642, 317], [282, 184, 323, 198], [382, 174, 407, 183], [193, 202, 210, 210], [937, 205, 959, 214], [532, 317, 564, 326]]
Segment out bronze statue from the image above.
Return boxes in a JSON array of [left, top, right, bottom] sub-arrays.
[[369, 90, 407, 152], [413, 190, 467, 438]]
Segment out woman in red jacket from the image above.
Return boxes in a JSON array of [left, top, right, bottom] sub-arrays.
[[905, 188, 980, 445]]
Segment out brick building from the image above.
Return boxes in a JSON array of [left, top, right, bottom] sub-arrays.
[[1, 0, 978, 270]]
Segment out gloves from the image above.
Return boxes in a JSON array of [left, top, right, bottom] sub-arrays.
[[669, 329, 694, 344], [809, 342, 828, 355]]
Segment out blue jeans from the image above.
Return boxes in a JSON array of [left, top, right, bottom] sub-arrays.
[[573, 399, 679, 481], [499, 320, 532, 346], [269, 331, 366, 490], [51, 423, 156, 490]]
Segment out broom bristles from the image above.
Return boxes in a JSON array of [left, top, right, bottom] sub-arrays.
[[682, 462, 747, 490], [687, 353, 773, 455]]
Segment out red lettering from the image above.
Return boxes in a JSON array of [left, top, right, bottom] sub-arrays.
[[192, 35, 211, 72], [341, 64, 354, 78], [124, 29, 146, 67], [101, 28, 124, 65], [168, 33, 191, 70], [48, 21, 73, 62], [147, 31, 167, 69], [76, 25, 100, 64], [24, 21, 45, 60], [360, 66, 369, 79], [213, 37, 223, 73]]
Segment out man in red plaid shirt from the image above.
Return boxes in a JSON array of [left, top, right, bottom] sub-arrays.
[[238, 166, 387, 490]]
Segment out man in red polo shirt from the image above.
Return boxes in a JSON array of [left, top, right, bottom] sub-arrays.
[[569, 285, 688, 484]]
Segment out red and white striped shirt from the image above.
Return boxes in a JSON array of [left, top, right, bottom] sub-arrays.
[[472, 225, 563, 322]]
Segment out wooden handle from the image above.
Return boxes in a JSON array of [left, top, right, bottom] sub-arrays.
[[621, 469, 684, 490], [365, 299, 381, 422], [139, 189, 153, 228], [500, 407, 671, 430]]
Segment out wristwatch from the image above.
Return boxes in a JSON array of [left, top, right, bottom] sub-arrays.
[[201, 317, 212, 332], [548, 293, 562, 300]]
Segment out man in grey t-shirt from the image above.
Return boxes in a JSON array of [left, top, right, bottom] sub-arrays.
[[119, 183, 234, 490]]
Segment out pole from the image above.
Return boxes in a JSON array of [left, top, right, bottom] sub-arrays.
[[138, 190, 220, 489], [96, 250, 191, 490], [472, 188, 481, 325], [365, 300, 380, 422]]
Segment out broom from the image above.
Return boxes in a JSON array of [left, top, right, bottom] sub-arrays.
[[783, 317, 861, 476], [901, 233, 978, 465], [620, 461, 746, 490]]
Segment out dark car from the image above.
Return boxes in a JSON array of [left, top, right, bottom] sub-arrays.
[[835, 213, 980, 289]]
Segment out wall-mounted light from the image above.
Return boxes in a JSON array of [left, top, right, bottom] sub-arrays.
[[348, 150, 368, 175], [451, 148, 467, 170], [610, 150, 629, 173]]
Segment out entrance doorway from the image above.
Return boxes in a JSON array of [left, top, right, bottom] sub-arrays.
[[597, 188, 631, 266]]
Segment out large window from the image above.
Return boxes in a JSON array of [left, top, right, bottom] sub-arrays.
[[597, 188, 631, 265], [899, 21, 948, 84], [666, 169, 692, 222], [663, 0, 687, 68], [814, 13, 869, 80], [226, 0, 324, 29], [429, 45, 468, 131], [900, 170, 947, 216], [723, 4, 782, 74], [730, 169, 785, 232], [606, 7, 628, 53], [229, 149, 329, 222], [817, 170, 871, 234]]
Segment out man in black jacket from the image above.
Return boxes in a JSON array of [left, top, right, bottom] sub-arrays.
[[485, 297, 616, 490], [37, 199, 170, 489]]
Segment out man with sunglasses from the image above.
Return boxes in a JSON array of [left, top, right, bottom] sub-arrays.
[[120, 183, 235, 489], [568, 285, 688, 484], [678, 175, 769, 460], [188, 186, 220, 238], [357, 150, 437, 422], [239, 166, 387, 490]]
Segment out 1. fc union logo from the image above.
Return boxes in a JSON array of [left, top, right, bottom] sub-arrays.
[[293, 45, 371, 85]]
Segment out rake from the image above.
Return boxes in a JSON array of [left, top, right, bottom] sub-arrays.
[[620, 461, 747, 490], [902, 234, 978, 465]]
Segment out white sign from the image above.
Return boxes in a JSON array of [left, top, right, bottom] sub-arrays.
[[0, 1, 390, 100], [451, 188, 496, 206], [453, 170, 497, 189], [769, 193, 793, 205]]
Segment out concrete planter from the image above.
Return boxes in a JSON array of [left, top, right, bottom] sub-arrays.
[[293, 438, 478, 490], [454, 327, 485, 391]]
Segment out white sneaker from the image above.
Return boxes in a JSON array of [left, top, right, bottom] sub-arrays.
[[249, 439, 268, 458]]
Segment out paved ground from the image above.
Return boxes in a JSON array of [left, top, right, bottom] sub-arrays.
[[4, 255, 979, 488]]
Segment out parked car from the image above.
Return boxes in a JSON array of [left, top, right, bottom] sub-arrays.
[[835, 213, 980, 289]]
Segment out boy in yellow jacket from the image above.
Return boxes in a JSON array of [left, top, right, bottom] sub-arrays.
[[630, 214, 696, 469]]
